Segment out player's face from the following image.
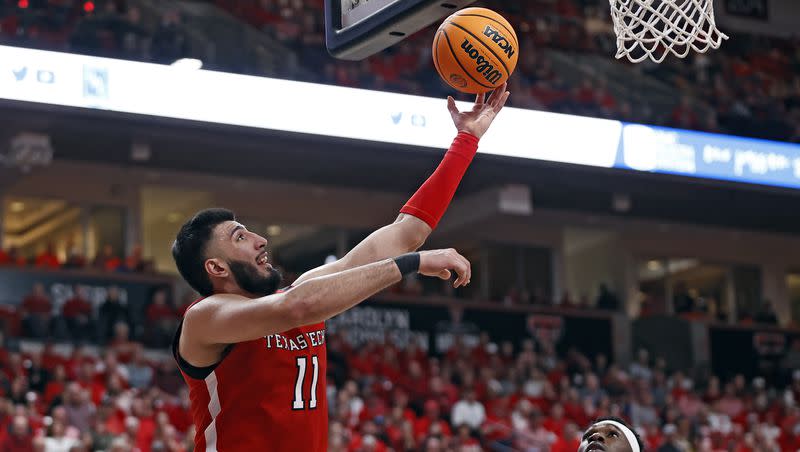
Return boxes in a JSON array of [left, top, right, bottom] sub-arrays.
[[214, 221, 282, 296], [578, 423, 633, 452]]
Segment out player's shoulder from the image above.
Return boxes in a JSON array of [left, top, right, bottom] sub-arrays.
[[183, 293, 245, 318]]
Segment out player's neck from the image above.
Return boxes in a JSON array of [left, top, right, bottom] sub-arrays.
[[215, 281, 259, 299]]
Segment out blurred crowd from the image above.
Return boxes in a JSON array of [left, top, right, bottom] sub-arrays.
[[0, 244, 153, 274], [0, 0, 189, 64], [214, 0, 800, 143], [1, 0, 798, 142], [0, 326, 799, 451], [0, 278, 187, 349]]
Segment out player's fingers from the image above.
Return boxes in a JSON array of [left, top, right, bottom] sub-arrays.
[[458, 254, 471, 285], [447, 96, 459, 116], [486, 86, 500, 107], [475, 92, 486, 105], [438, 269, 452, 280], [453, 260, 469, 287], [493, 90, 511, 113], [488, 82, 507, 107]]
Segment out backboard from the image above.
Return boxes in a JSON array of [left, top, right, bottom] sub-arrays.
[[325, 0, 476, 60]]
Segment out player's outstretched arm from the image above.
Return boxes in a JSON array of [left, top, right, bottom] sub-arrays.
[[181, 249, 470, 350], [292, 84, 510, 286]]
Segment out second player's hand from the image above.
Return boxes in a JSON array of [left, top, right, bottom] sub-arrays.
[[448, 82, 511, 139], [418, 248, 471, 288]]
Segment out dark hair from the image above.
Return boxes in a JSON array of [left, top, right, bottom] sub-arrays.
[[172, 208, 235, 297], [587, 416, 645, 452]]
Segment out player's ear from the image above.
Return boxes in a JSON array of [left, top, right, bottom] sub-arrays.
[[205, 258, 228, 278]]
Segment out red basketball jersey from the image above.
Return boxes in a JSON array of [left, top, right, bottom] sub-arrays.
[[172, 298, 328, 452]]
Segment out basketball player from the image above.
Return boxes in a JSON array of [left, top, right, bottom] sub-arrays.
[[579, 417, 645, 452], [171, 84, 510, 451]]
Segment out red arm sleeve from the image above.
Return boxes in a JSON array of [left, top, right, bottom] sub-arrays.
[[399, 132, 479, 229]]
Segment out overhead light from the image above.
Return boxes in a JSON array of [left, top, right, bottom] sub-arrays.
[[266, 225, 282, 236], [647, 260, 662, 271], [171, 58, 203, 70], [612, 193, 631, 213], [10, 201, 25, 212], [167, 212, 182, 223], [131, 142, 151, 162]]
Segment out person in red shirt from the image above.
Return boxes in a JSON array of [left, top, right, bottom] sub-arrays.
[[6, 247, 28, 267], [93, 244, 122, 271], [452, 424, 481, 451], [551, 422, 582, 452], [544, 402, 569, 436], [0, 248, 11, 265], [43, 364, 67, 406], [34, 243, 60, 269], [414, 400, 452, 442], [146, 289, 177, 347], [20, 283, 52, 339], [123, 244, 146, 272], [171, 89, 509, 452], [0, 415, 34, 452], [62, 285, 93, 343]]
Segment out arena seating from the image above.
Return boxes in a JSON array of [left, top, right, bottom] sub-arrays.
[[0, 0, 797, 142], [0, 322, 798, 451]]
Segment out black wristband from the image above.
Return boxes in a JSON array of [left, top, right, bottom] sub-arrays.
[[393, 252, 420, 276]]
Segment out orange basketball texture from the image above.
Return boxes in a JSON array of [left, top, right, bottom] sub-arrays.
[[432, 7, 519, 94]]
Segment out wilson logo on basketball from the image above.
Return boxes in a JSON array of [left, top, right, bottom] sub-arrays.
[[483, 25, 515, 58], [459, 39, 502, 84], [449, 73, 468, 88]]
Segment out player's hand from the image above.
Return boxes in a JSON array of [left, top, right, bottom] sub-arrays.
[[418, 248, 471, 288], [447, 82, 511, 139]]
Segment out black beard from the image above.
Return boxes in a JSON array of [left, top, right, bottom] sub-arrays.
[[228, 259, 282, 297]]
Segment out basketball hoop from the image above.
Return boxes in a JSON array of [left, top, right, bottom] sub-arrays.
[[609, 0, 728, 63]]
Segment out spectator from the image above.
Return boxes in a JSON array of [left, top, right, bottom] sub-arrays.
[[0, 247, 11, 265], [62, 241, 87, 269], [43, 364, 68, 406], [93, 244, 122, 272], [42, 421, 80, 452], [34, 242, 60, 269], [0, 414, 35, 452], [595, 284, 619, 311], [551, 422, 581, 452], [122, 244, 146, 273], [151, 10, 189, 64], [63, 382, 95, 433], [125, 346, 153, 390], [6, 247, 27, 266], [451, 389, 486, 431], [97, 287, 128, 343], [414, 400, 452, 442], [26, 352, 50, 393], [755, 301, 779, 325], [89, 419, 115, 452], [60, 285, 94, 343], [20, 283, 52, 339], [109, 323, 137, 363], [145, 289, 176, 348], [452, 424, 480, 451], [657, 424, 682, 452]]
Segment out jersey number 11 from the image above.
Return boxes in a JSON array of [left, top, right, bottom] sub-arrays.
[[292, 355, 319, 410]]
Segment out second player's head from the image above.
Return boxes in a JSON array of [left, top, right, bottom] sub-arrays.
[[579, 417, 644, 452], [172, 208, 282, 298]]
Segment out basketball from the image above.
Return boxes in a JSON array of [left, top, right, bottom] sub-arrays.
[[432, 7, 519, 94]]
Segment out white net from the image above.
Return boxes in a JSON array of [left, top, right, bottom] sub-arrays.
[[609, 0, 728, 63]]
